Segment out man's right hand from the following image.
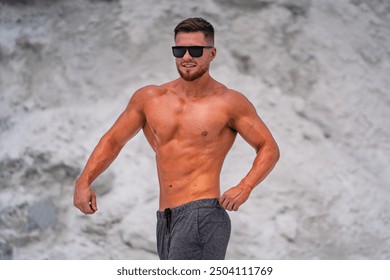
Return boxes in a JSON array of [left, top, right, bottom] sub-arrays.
[[73, 182, 98, 214]]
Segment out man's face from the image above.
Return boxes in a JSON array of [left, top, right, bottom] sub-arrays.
[[174, 32, 216, 81]]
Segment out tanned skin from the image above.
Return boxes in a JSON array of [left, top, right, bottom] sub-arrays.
[[74, 31, 279, 214]]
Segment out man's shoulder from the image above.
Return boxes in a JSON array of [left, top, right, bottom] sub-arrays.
[[135, 84, 168, 96], [218, 86, 250, 105], [129, 84, 168, 103], [216, 86, 257, 119]]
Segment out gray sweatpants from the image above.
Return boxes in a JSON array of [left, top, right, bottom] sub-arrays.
[[156, 198, 231, 260]]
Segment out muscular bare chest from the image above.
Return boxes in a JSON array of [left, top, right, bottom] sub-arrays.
[[143, 92, 232, 145]]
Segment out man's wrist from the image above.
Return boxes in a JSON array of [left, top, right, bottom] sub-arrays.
[[75, 176, 91, 188], [239, 180, 255, 192]]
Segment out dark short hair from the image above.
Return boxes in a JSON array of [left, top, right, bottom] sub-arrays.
[[174, 17, 215, 45]]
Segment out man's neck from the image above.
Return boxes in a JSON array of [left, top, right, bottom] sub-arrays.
[[178, 73, 215, 98]]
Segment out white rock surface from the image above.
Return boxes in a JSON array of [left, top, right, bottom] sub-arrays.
[[0, 0, 389, 259]]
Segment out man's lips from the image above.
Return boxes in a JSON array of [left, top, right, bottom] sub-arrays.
[[182, 63, 196, 68]]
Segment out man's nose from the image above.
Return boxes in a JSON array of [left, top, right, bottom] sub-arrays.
[[182, 49, 192, 59]]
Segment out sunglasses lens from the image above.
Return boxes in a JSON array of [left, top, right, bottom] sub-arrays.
[[188, 47, 203, 57], [172, 47, 186, 58]]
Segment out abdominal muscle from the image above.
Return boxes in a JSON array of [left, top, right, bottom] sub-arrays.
[[155, 140, 228, 211]]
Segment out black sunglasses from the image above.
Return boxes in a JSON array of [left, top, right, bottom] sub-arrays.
[[172, 46, 214, 58]]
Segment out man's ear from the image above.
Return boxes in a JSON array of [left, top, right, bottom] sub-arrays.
[[210, 47, 217, 60]]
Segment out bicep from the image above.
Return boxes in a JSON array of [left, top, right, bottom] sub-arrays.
[[231, 98, 275, 152], [102, 93, 146, 148]]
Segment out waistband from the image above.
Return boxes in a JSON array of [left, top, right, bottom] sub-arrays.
[[156, 198, 220, 220]]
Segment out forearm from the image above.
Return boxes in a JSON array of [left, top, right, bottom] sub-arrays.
[[76, 135, 123, 186], [240, 141, 280, 190]]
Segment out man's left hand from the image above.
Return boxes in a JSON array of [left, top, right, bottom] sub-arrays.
[[219, 184, 252, 211]]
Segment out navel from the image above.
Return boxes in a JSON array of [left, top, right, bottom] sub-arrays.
[[201, 131, 208, 136]]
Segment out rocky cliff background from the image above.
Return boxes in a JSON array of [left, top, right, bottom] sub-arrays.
[[0, 0, 389, 259]]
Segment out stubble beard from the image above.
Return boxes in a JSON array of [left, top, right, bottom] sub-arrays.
[[177, 63, 209, 82]]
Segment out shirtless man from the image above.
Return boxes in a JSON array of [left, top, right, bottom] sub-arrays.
[[74, 17, 279, 260]]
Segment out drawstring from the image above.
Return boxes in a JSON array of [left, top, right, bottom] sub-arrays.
[[164, 208, 172, 233]]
